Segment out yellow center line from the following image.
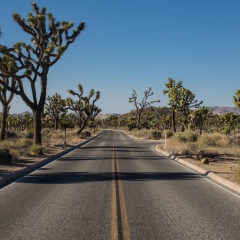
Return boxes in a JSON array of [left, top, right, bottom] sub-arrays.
[[111, 143, 131, 240], [112, 144, 118, 240]]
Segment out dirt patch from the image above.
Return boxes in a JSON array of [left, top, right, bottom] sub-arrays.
[[176, 156, 239, 183]]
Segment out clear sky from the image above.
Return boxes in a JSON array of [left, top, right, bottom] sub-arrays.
[[0, 0, 240, 114]]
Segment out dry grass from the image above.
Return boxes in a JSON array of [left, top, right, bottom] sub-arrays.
[[0, 128, 100, 161], [162, 131, 240, 182]]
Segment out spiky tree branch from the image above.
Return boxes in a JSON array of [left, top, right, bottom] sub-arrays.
[[66, 84, 101, 134], [0, 3, 85, 145], [129, 87, 160, 131]]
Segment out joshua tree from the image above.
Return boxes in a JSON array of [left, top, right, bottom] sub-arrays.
[[0, 2, 85, 145], [177, 87, 203, 131], [45, 93, 67, 130], [164, 78, 202, 132], [0, 58, 18, 140], [163, 78, 183, 132], [233, 89, 240, 109], [129, 88, 160, 130], [66, 84, 101, 134], [189, 107, 212, 134]]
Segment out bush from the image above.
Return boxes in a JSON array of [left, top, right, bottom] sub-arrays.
[[151, 130, 161, 140], [79, 130, 91, 139], [5, 131, 17, 139], [25, 132, 34, 139], [85, 131, 91, 137], [235, 165, 240, 182], [198, 133, 230, 148], [165, 130, 174, 138], [30, 144, 44, 155], [18, 138, 33, 148], [186, 142, 199, 151]]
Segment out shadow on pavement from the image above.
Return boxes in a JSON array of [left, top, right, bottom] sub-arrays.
[[18, 171, 203, 184]]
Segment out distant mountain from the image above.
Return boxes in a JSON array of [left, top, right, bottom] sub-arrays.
[[97, 113, 120, 119], [208, 107, 240, 115], [10, 107, 240, 118], [10, 111, 32, 118]]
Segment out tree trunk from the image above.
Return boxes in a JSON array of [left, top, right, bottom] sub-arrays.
[[33, 109, 42, 145], [0, 104, 8, 141], [55, 117, 59, 130], [172, 110, 176, 132]]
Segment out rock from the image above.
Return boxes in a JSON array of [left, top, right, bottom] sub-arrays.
[[201, 158, 209, 164], [0, 148, 12, 164], [193, 155, 200, 160], [178, 150, 186, 155]]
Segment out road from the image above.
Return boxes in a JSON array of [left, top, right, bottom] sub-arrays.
[[1, 130, 240, 239]]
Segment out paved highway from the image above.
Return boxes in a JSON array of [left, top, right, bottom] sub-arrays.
[[1, 130, 240, 239]]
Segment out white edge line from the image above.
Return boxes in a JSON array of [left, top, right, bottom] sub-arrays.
[[152, 146, 240, 199], [1, 133, 103, 191]]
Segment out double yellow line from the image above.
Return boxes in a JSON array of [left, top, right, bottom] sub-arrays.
[[111, 143, 131, 240]]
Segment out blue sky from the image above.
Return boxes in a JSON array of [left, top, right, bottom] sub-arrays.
[[0, 0, 240, 114]]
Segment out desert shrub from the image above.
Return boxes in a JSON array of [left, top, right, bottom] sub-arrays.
[[42, 128, 51, 135], [18, 138, 33, 148], [235, 165, 240, 182], [185, 132, 198, 142], [79, 130, 91, 139], [30, 144, 44, 155], [198, 133, 230, 148], [25, 132, 34, 139], [79, 131, 87, 139], [151, 130, 161, 140], [165, 130, 174, 138], [5, 131, 17, 139], [85, 131, 91, 137], [0, 139, 15, 149], [169, 133, 187, 144], [9, 149, 21, 160], [186, 142, 199, 151]]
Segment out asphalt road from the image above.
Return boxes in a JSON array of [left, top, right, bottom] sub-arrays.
[[1, 130, 240, 239]]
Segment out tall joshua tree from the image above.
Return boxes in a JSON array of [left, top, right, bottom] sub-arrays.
[[0, 58, 18, 140], [129, 88, 160, 130], [163, 78, 183, 132], [66, 84, 101, 134], [164, 78, 202, 132], [0, 2, 85, 145], [45, 93, 67, 130]]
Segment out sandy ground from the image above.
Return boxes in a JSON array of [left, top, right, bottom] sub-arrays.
[[171, 154, 240, 183]]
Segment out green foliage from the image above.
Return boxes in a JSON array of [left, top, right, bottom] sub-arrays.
[[30, 144, 44, 155], [25, 132, 34, 139], [66, 84, 101, 134], [45, 93, 67, 130], [6, 131, 17, 138], [165, 130, 174, 138], [163, 78, 203, 132], [151, 130, 161, 140], [170, 132, 198, 143], [0, 2, 85, 145], [233, 89, 240, 109]]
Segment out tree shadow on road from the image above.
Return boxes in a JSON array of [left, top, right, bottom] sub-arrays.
[[18, 171, 204, 184]]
